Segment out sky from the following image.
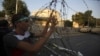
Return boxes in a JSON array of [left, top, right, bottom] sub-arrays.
[[0, 0, 100, 20]]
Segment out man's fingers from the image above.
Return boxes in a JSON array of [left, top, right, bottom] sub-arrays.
[[51, 19, 58, 26]]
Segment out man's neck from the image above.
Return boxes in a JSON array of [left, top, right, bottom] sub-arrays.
[[15, 28, 25, 35]]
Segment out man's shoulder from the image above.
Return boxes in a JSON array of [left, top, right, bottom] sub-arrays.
[[4, 32, 16, 39], [6, 31, 15, 35], [3, 32, 18, 44]]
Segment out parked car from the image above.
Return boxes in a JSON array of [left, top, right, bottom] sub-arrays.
[[91, 26, 100, 34], [79, 26, 91, 32]]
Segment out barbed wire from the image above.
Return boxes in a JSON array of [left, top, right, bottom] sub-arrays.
[[30, 0, 77, 52], [82, 0, 89, 10]]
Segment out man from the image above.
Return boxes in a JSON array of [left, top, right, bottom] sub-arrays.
[[3, 14, 57, 56], [0, 19, 11, 56]]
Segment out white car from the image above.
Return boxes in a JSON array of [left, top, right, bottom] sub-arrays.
[[91, 26, 100, 34], [80, 26, 91, 32]]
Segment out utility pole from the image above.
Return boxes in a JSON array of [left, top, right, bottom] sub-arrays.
[[16, 0, 18, 14], [88, 17, 89, 26], [96, 19, 97, 27]]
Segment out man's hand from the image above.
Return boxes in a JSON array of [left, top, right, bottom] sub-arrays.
[[50, 16, 58, 26]]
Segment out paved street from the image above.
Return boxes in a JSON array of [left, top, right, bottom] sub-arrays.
[[47, 33, 100, 56], [31, 27, 100, 56]]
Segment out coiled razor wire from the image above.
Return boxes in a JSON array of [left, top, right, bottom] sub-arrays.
[[29, 0, 83, 56]]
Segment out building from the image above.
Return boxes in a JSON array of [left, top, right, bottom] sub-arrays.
[[72, 21, 79, 28], [30, 9, 64, 27]]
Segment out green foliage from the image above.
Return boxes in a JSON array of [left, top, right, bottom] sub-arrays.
[[2, 0, 16, 15], [2, 0, 30, 16], [72, 12, 84, 25], [72, 10, 96, 27], [64, 20, 72, 27], [0, 10, 5, 17], [16, 1, 30, 16]]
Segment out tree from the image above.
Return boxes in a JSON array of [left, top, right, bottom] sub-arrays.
[[83, 10, 92, 26], [78, 12, 84, 25], [72, 12, 84, 26], [88, 16, 96, 27], [64, 20, 72, 27], [2, 0, 30, 17], [0, 10, 5, 17], [72, 10, 96, 27], [16, 0, 30, 16]]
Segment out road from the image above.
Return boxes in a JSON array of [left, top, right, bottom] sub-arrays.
[[45, 33, 100, 56]]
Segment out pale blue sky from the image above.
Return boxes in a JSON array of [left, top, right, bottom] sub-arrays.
[[23, 0, 100, 20], [0, 0, 100, 20]]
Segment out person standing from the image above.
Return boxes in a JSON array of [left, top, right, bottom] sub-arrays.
[[3, 14, 57, 56], [0, 19, 11, 56]]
